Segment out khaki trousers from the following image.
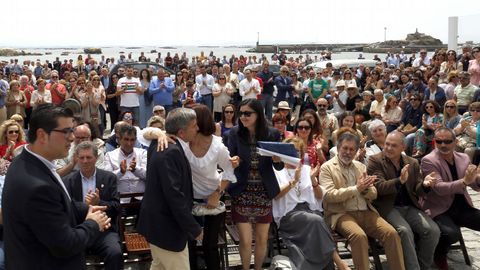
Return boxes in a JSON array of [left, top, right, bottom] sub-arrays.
[[149, 243, 190, 270], [335, 210, 405, 270]]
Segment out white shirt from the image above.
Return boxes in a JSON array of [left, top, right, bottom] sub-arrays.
[[179, 136, 237, 199], [239, 78, 260, 100], [103, 147, 147, 196], [272, 165, 324, 227], [80, 169, 97, 202], [117, 76, 141, 107], [195, 73, 215, 95], [24, 145, 71, 201]]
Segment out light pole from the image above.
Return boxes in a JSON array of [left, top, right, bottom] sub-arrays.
[[384, 27, 387, 42]]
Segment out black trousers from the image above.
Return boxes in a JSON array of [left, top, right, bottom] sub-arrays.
[[88, 231, 123, 270], [433, 194, 480, 256], [189, 212, 225, 270]]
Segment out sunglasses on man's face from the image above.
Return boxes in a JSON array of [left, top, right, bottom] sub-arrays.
[[435, 139, 453, 145]]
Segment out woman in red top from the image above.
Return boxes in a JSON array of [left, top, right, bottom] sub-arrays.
[[0, 119, 27, 161], [293, 117, 326, 170]]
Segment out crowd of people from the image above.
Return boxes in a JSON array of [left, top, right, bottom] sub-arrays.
[[0, 44, 480, 270]]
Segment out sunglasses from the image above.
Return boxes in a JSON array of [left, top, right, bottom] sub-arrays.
[[153, 110, 164, 113], [445, 105, 455, 108], [8, 130, 19, 134], [297, 125, 311, 130], [426, 106, 434, 109], [435, 139, 453, 145], [239, 111, 255, 117], [224, 111, 234, 114], [317, 104, 327, 108], [470, 109, 480, 113], [410, 98, 419, 101]]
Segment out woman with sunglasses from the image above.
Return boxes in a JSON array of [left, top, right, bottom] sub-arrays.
[[173, 71, 187, 108], [443, 100, 461, 129], [412, 100, 443, 158], [0, 119, 27, 161], [440, 50, 463, 75], [226, 98, 281, 270], [342, 69, 357, 88], [79, 81, 101, 129], [215, 104, 236, 139], [294, 117, 326, 170], [212, 74, 233, 122], [453, 102, 480, 156]]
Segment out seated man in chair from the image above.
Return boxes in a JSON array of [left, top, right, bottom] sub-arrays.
[[420, 127, 480, 270], [64, 141, 122, 270]]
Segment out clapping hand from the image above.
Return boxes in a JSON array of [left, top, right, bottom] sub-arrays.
[[230, 156, 240, 168], [128, 157, 136, 172], [400, 164, 410, 184], [423, 172, 437, 188], [356, 172, 376, 192], [120, 159, 127, 174], [463, 164, 479, 186], [86, 206, 111, 232], [85, 188, 100, 206]]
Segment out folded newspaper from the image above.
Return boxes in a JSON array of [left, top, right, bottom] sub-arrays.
[[257, 141, 301, 166]]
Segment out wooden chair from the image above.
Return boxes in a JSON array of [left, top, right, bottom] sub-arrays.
[[118, 192, 151, 262]]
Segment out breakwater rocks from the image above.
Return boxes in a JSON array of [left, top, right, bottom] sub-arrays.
[[0, 49, 42, 57], [83, 48, 102, 54]]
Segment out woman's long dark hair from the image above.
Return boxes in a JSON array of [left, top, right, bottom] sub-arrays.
[[237, 99, 268, 144]]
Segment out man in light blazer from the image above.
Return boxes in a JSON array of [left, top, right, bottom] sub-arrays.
[[320, 132, 404, 270], [421, 127, 480, 270]]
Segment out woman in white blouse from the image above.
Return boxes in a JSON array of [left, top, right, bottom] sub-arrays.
[[273, 137, 350, 270], [148, 105, 238, 270], [381, 95, 403, 133], [30, 79, 52, 109]]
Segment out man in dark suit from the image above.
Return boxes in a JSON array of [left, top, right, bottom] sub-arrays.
[[274, 65, 294, 107], [63, 141, 122, 270], [137, 108, 202, 269], [367, 131, 440, 270], [2, 104, 111, 270]]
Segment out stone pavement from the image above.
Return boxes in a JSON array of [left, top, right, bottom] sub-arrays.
[[448, 186, 480, 270]]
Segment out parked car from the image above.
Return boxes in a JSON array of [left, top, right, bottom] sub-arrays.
[[110, 62, 175, 77], [306, 59, 379, 71], [244, 63, 281, 77]]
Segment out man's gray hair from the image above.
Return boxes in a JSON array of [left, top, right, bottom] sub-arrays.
[[165, 108, 197, 135], [368, 119, 386, 133], [337, 132, 360, 150], [75, 141, 98, 157]]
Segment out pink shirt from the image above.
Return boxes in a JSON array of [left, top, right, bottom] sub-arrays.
[[468, 59, 480, 87]]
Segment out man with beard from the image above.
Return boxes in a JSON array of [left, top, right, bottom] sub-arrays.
[[320, 132, 405, 270], [420, 127, 480, 270]]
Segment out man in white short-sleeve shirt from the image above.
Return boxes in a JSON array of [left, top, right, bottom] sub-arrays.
[[117, 67, 142, 124]]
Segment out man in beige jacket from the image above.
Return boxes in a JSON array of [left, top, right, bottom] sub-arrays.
[[320, 132, 405, 270]]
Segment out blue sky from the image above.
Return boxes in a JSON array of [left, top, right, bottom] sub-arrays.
[[2, 0, 479, 47]]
